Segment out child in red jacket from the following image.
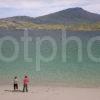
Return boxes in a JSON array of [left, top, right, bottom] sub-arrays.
[[23, 76, 29, 92]]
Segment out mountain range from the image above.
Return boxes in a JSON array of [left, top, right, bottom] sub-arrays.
[[0, 7, 100, 31], [1, 7, 100, 24]]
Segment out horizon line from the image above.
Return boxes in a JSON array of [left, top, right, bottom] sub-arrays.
[[0, 7, 100, 19]]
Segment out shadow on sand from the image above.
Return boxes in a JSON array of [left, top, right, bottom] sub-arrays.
[[4, 90, 23, 93]]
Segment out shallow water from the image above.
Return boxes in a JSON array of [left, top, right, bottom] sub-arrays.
[[0, 29, 100, 87]]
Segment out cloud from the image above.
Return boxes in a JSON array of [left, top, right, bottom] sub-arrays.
[[0, 0, 81, 17], [0, 0, 99, 18], [81, 0, 100, 14], [0, 0, 80, 9]]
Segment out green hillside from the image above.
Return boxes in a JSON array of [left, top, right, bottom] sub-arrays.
[[0, 20, 100, 31]]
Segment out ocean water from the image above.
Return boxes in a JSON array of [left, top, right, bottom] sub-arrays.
[[0, 29, 100, 87]]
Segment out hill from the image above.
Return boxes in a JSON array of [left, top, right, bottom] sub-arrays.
[[0, 7, 100, 31], [33, 7, 100, 24]]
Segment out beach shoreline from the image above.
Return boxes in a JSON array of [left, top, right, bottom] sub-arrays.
[[0, 85, 100, 100]]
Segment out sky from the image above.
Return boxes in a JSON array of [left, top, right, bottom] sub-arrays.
[[0, 0, 100, 18]]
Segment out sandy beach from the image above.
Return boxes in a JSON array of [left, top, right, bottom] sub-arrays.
[[0, 86, 100, 100]]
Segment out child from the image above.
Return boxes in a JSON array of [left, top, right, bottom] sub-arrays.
[[13, 76, 18, 91], [23, 76, 29, 92]]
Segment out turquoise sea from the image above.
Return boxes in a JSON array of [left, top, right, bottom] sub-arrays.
[[0, 29, 100, 87]]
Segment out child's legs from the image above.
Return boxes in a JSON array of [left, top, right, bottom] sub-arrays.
[[16, 84, 18, 90], [26, 84, 28, 92], [14, 84, 16, 90], [14, 84, 17, 90], [23, 84, 28, 92], [23, 84, 25, 92]]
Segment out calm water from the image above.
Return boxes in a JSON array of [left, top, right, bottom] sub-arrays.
[[0, 29, 100, 87]]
